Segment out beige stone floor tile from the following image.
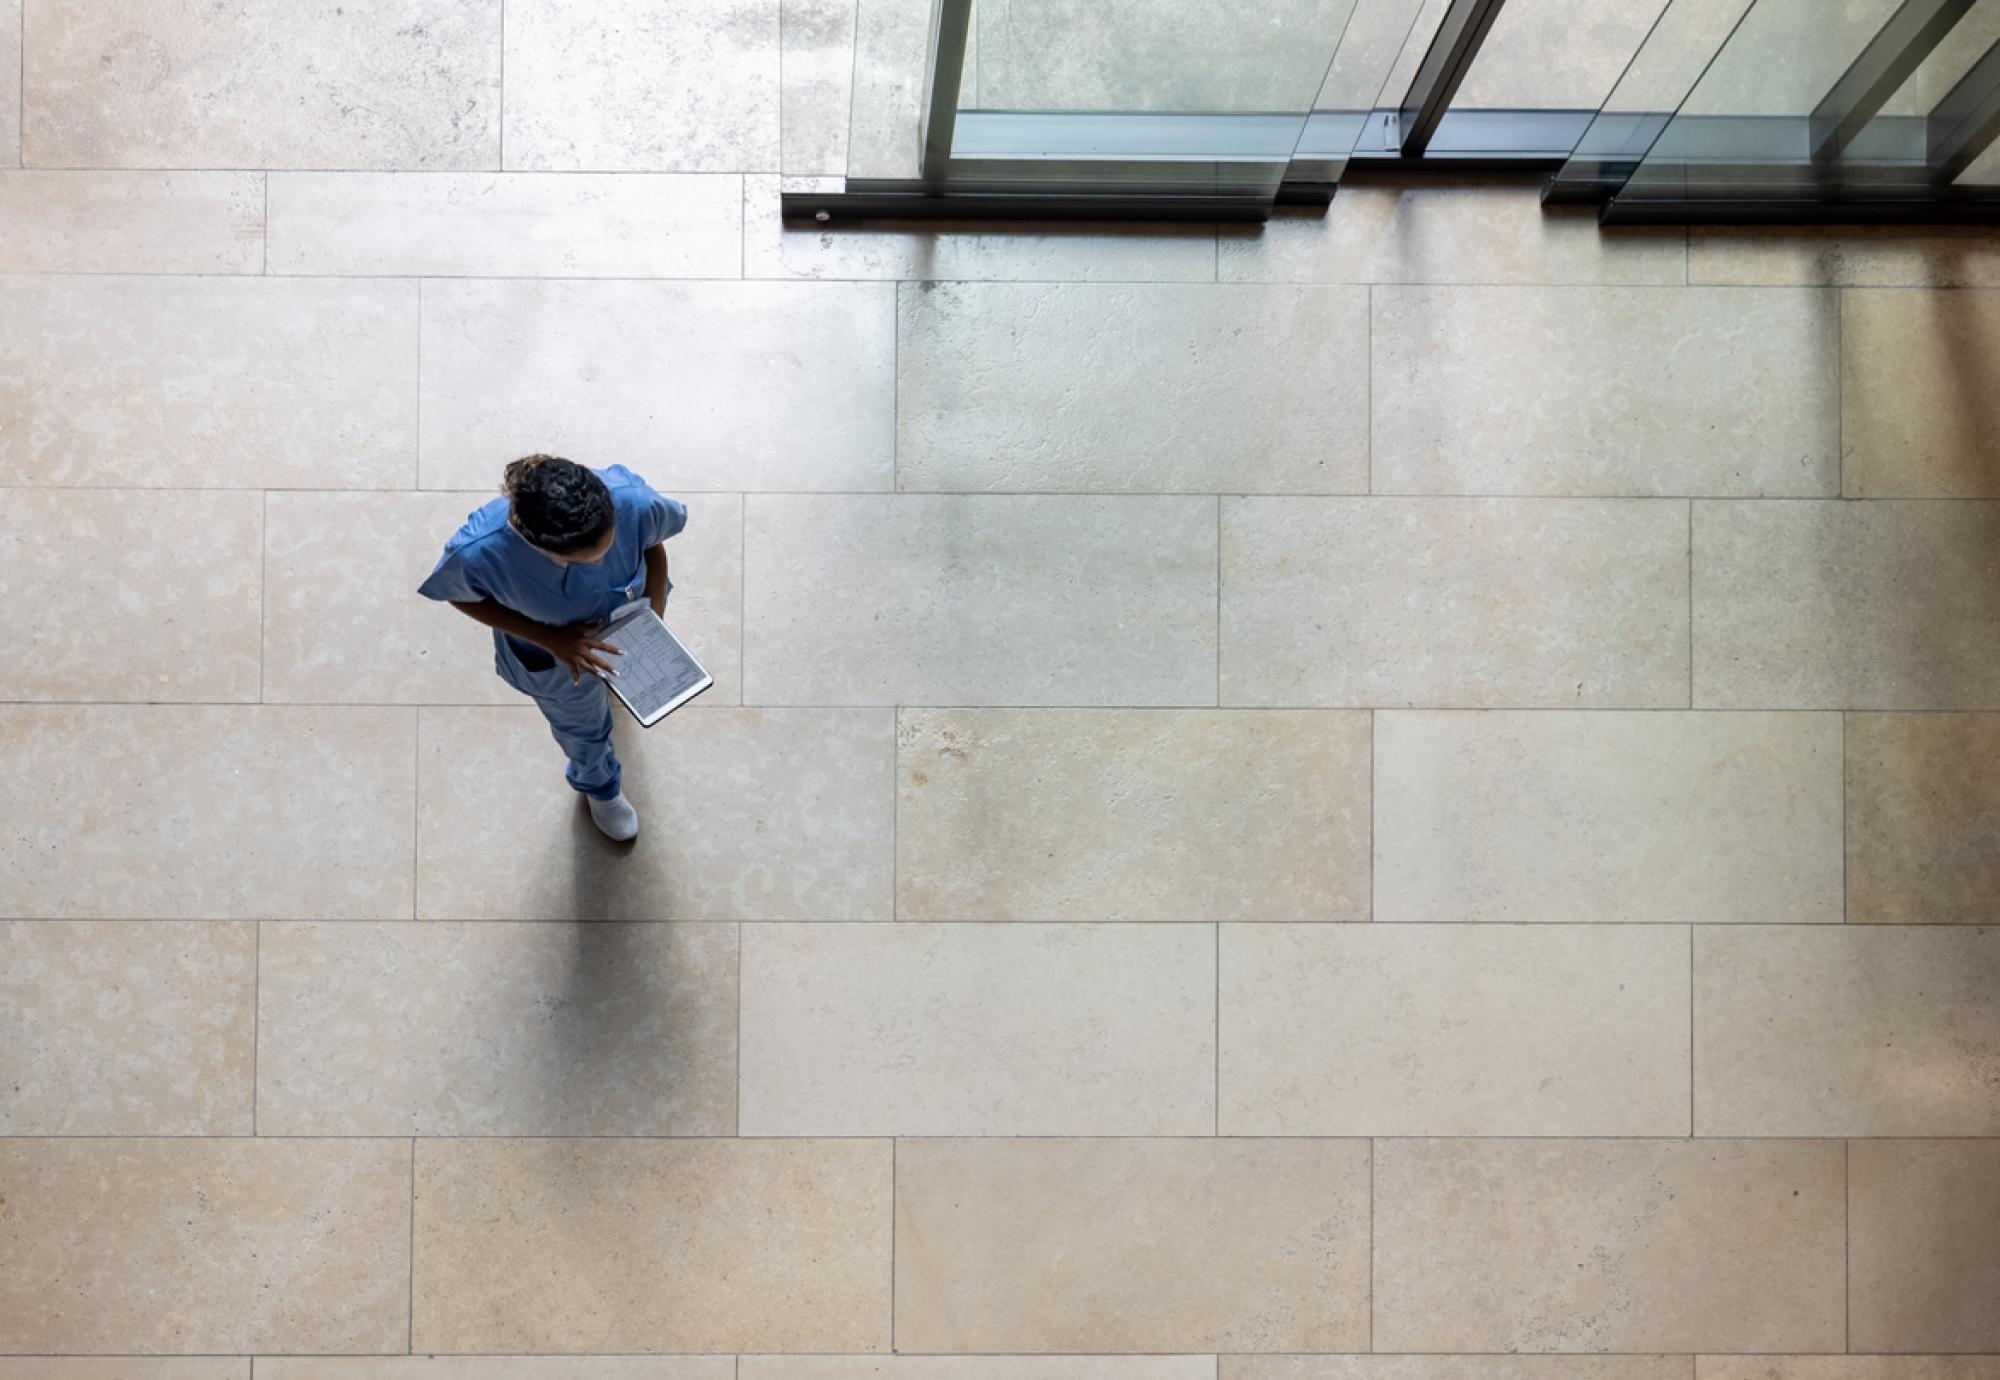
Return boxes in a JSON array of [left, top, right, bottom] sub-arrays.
[[0, 488, 262, 702], [503, 0, 778, 172], [0, 0, 17, 164], [745, 495, 1217, 706], [0, 1137, 410, 1353], [750, 1364, 1215, 1380], [1228, 1360, 1692, 1380], [264, 490, 742, 707], [0, 1363, 248, 1380], [0, 171, 262, 273], [417, 706, 892, 920], [0, 274, 417, 488], [1843, 289, 2000, 497], [1220, 923, 1690, 1136], [748, 176, 1219, 283], [22, 0, 500, 169], [259, 921, 737, 1136], [898, 283, 1364, 495], [0, 706, 415, 920], [1695, 926, 2000, 1137], [413, 1138, 891, 1352], [740, 922, 1213, 1135], [263, 1363, 733, 1380], [1693, 500, 2000, 709], [1691, 228, 2000, 287], [1848, 714, 2000, 923], [896, 709, 1367, 921], [1, 920, 254, 1134], [1372, 286, 1838, 496], [1850, 1139, 2000, 1352], [895, 1138, 1371, 1353], [267, 172, 742, 278], [1700, 1361, 2000, 1380], [1373, 1138, 1846, 1352], [1220, 184, 1686, 286], [418, 279, 893, 493], [1222, 498, 1689, 708], [1374, 711, 1843, 923]]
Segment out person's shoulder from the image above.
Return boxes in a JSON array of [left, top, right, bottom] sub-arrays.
[[440, 496, 513, 560], [598, 464, 656, 498]]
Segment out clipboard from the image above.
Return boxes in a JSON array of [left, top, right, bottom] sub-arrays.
[[597, 599, 713, 727]]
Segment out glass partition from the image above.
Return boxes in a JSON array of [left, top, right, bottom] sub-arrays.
[[805, 0, 2000, 221], [846, 0, 1431, 204], [1549, 0, 1756, 199], [1595, 0, 2000, 212], [1452, 0, 1671, 110]]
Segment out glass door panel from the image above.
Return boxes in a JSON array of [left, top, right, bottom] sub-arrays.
[[943, 0, 1362, 199]]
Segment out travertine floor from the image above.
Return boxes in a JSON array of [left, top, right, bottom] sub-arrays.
[[4, 0, 2000, 1375]]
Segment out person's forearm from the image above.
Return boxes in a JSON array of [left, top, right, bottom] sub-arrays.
[[644, 544, 670, 614], [451, 599, 554, 647]]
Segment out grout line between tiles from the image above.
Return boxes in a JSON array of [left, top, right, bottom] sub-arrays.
[[4, 918, 1972, 930], [258, 489, 269, 703], [261, 174, 269, 274], [251, 922, 261, 1135], [1841, 711, 1851, 924], [892, 282, 903, 490], [736, 923, 744, 1134], [1212, 921, 1221, 1135], [740, 497, 748, 705], [1686, 498, 1695, 707], [5, 1354, 1882, 1362], [408, 1136, 417, 1353], [1688, 923, 1696, 1137], [8, 483, 1996, 501], [1366, 284, 1374, 494], [890, 1136, 899, 1352], [1, 699, 1981, 714], [411, 709, 421, 919], [0, 1131, 1980, 1141], [1844, 1137, 1853, 1352], [24, 253, 1947, 291], [11, 484, 1954, 502], [1368, 1136, 1377, 1351], [1214, 495, 1222, 707], [892, 707, 901, 923], [1368, 710, 1377, 923], [414, 279, 424, 488]]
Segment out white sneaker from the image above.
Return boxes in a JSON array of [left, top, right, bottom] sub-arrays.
[[587, 792, 640, 842]]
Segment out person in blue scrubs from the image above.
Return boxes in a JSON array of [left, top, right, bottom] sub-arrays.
[[419, 455, 687, 841]]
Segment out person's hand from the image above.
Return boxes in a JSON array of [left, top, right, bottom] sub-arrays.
[[539, 623, 623, 684]]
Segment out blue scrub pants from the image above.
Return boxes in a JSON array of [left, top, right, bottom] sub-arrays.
[[499, 645, 623, 801], [523, 671, 622, 801]]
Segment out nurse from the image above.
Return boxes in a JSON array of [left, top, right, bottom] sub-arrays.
[[419, 454, 687, 841]]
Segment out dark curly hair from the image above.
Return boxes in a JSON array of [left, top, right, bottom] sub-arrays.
[[503, 455, 614, 555]]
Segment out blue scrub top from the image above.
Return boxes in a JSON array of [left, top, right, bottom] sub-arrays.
[[418, 464, 687, 682]]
